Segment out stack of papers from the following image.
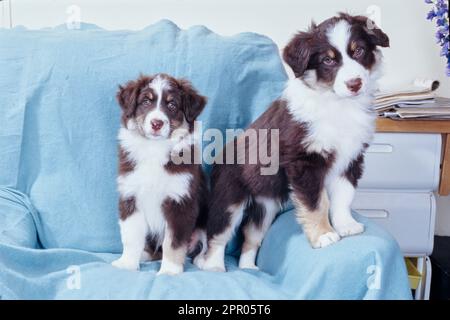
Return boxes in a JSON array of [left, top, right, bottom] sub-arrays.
[[374, 79, 450, 119], [374, 79, 440, 112], [382, 98, 450, 119]]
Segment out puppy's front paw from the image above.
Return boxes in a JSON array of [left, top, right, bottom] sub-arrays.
[[193, 255, 206, 269], [238, 252, 259, 270], [334, 221, 364, 237], [312, 231, 340, 248], [203, 266, 226, 272], [111, 257, 140, 271], [157, 269, 182, 276], [157, 264, 183, 276], [201, 256, 226, 272], [238, 262, 259, 270], [140, 250, 153, 262]]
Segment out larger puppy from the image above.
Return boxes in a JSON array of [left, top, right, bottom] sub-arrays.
[[199, 14, 389, 271], [112, 74, 208, 275]]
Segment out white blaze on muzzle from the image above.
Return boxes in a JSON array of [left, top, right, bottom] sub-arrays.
[[143, 109, 170, 139], [327, 20, 370, 98], [144, 75, 170, 139]]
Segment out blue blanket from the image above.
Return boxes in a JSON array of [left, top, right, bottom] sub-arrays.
[[0, 21, 411, 299]]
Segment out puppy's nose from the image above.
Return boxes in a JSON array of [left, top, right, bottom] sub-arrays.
[[346, 78, 362, 93], [151, 119, 164, 131]]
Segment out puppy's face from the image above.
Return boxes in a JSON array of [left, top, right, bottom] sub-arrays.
[[283, 13, 390, 98], [117, 74, 206, 140]]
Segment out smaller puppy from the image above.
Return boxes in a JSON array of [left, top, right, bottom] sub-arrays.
[[112, 73, 208, 275]]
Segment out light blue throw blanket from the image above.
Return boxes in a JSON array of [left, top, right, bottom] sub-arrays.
[[0, 21, 411, 299]]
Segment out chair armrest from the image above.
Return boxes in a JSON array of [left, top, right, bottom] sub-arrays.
[[257, 210, 412, 299], [0, 186, 39, 248]]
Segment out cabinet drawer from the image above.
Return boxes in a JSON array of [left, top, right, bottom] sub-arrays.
[[358, 133, 441, 191], [352, 192, 435, 255]]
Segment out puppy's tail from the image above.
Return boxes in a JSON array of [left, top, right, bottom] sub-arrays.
[[188, 228, 208, 265]]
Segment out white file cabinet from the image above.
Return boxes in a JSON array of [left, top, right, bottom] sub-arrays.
[[352, 132, 442, 300]]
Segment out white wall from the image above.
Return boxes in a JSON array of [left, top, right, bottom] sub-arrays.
[[2, 0, 449, 235]]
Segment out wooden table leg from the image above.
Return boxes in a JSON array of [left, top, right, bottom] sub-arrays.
[[439, 133, 450, 196]]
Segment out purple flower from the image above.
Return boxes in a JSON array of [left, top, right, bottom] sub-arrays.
[[425, 0, 450, 76], [442, 42, 449, 56], [436, 31, 444, 42], [438, 8, 448, 15], [427, 10, 437, 20]]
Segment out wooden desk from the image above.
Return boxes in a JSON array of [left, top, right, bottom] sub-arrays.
[[376, 118, 450, 196]]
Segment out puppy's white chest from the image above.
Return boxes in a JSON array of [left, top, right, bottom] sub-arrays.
[[118, 129, 192, 236], [286, 89, 375, 177], [126, 160, 192, 203], [119, 158, 192, 236], [304, 103, 375, 178]]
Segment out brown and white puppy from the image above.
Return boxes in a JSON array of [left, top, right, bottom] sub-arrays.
[[112, 73, 208, 275], [197, 13, 389, 272]]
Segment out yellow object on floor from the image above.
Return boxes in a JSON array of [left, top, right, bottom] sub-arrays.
[[405, 258, 422, 290]]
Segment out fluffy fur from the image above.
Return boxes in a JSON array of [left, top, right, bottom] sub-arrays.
[[198, 13, 390, 272]]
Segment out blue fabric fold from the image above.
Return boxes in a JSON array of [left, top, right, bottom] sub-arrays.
[[0, 187, 39, 248]]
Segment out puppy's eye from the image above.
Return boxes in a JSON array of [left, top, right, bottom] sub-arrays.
[[323, 57, 336, 66], [353, 47, 365, 58], [167, 102, 177, 111], [142, 98, 152, 106]]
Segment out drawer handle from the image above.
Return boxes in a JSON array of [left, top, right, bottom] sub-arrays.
[[354, 209, 389, 219], [366, 144, 393, 154]]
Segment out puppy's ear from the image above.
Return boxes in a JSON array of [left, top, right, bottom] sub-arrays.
[[283, 29, 315, 78], [351, 14, 390, 48], [117, 79, 142, 119], [179, 79, 207, 124]]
